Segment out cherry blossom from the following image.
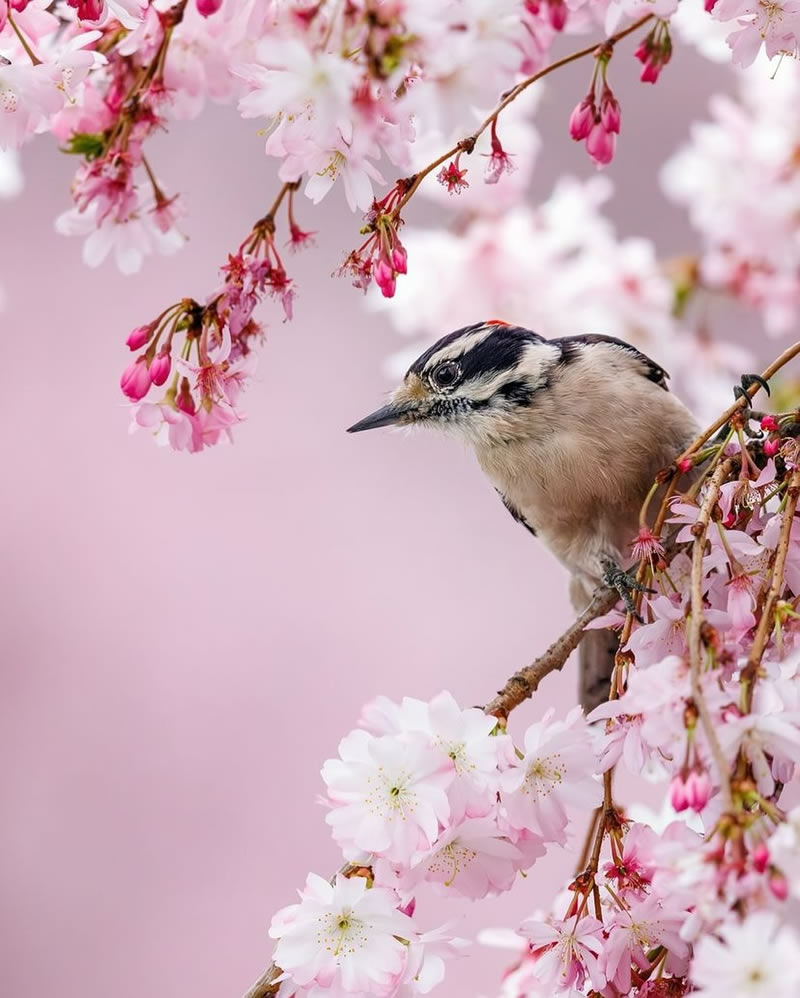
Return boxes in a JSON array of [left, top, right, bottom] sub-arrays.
[[400, 816, 532, 900], [690, 910, 800, 998], [269, 873, 414, 996], [322, 729, 454, 864], [499, 706, 601, 842], [521, 915, 606, 993], [360, 692, 505, 822], [601, 895, 690, 991]]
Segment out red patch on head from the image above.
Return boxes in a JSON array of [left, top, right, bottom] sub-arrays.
[[486, 318, 510, 326]]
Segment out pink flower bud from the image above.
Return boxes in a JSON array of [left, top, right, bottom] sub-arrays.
[[120, 357, 152, 401], [677, 457, 694, 473], [177, 382, 197, 415], [770, 873, 789, 901], [392, 244, 408, 275], [10, 0, 31, 10], [669, 774, 689, 812], [196, 0, 222, 15], [149, 349, 172, 387], [70, 0, 104, 20], [586, 122, 615, 167], [374, 257, 396, 298], [600, 89, 621, 134], [640, 60, 662, 84], [761, 415, 779, 432], [704, 0, 718, 10], [685, 769, 711, 812], [547, 0, 567, 30], [764, 438, 780, 457], [126, 324, 153, 351], [569, 97, 595, 141], [752, 842, 770, 873]]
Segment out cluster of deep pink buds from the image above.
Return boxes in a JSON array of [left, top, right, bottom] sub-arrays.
[[635, 26, 673, 84], [569, 85, 620, 167], [373, 241, 408, 298], [120, 324, 173, 401], [669, 769, 711, 812]]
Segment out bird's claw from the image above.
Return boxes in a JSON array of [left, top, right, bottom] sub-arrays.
[[733, 373, 771, 414], [600, 557, 654, 624]]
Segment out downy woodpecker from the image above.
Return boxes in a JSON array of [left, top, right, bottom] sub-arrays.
[[347, 321, 700, 710]]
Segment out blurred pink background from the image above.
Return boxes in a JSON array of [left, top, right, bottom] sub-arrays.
[[0, 45, 780, 998]]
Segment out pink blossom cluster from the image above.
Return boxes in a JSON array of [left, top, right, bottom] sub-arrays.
[[488, 815, 800, 998], [663, 63, 800, 337], [6, 0, 797, 456], [267, 692, 602, 997], [123, 211, 295, 451]]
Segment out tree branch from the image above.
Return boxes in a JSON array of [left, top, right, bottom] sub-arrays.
[[484, 586, 619, 719], [390, 14, 655, 219], [688, 459, 735, 810]]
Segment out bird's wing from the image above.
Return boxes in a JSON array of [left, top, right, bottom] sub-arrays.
[[553, 333, 670, 390]]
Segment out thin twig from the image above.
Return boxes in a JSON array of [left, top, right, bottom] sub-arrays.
[[7, 12, 41, 65], [484, 586, 619, 718], [390, 14, 655, 218], [741, 467, 800, 711], [688, 459, 735, 810]]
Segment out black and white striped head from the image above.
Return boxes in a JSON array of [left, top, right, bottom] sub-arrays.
[[347, 321, 561, 443]]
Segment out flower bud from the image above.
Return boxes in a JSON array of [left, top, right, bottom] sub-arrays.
[[374, 257, 397, 298], [752, 842, 770, 873], [196, 0, 223, 15], [149, 349, 172, 387], [761, 415, 779, 432], [669, 773, 689, 812], [547, 0, 567, 30], [569, 97, 595, 141], [586, 122, 615, 167], [677, 456, 694, 474], [177, 379, 197, 415], [685, 769, 711, 812], [770, 873, 789, 901], [126, 324, 153, 351], [392, 244, 408, 275], [120, 357, 152, 401], [600, 89, 621, 134], [764, 438, 780, 457], [74, 0, 104, 19], [640, 60, 661, 84]]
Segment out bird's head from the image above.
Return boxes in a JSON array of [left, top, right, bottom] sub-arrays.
[[347, 321, 561, 446]]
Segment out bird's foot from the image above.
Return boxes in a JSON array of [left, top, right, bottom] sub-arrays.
[[733, 373, 770, 415], [600, 557, 654, 624]]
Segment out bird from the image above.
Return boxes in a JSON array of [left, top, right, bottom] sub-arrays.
[[346, 320, 702, 711]]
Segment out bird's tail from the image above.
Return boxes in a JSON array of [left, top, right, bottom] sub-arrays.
[[578, 626, 620, 713]]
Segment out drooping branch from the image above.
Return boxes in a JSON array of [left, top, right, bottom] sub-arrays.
[[389, 14, 655, 220]]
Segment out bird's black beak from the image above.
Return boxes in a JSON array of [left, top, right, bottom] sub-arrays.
[[346, 401, 418, 433]]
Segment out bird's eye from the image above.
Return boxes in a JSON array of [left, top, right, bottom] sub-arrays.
[[431, 361, 460, 390]]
